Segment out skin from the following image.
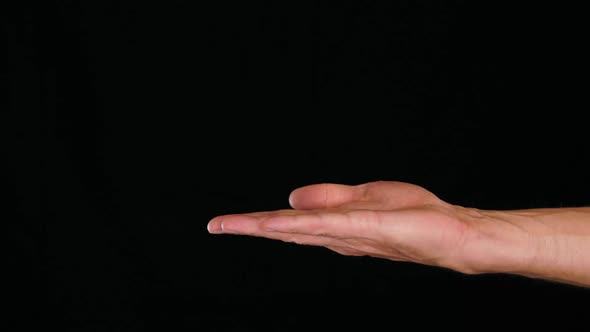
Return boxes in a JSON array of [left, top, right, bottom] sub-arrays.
[[207, 181, 590, 287]]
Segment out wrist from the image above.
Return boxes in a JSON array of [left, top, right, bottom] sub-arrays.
[[460, 207, 590, 287], [455, 207, 541, 276]]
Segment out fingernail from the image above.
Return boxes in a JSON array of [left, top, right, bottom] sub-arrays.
[[220, 221, 240, 233], [207, 220, 223, 234], [220, 217, 257, 234]]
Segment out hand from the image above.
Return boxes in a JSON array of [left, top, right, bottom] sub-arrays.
[[207, 181, 531, 274]]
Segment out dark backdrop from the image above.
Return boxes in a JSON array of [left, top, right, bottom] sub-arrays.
[[9, 1, 589, 331]]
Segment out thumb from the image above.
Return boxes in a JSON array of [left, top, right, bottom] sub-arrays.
[[289, 183, 364, 210]]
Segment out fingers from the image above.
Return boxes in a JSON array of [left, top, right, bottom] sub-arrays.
[[207, 213, 348, 248], [207, 209, 301, 233], [288, 183, 367, 210], [208, 209, 381, 241], [259, 210, 380, 239]]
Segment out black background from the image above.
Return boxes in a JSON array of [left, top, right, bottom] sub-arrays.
[[8, 1, 590, 331]]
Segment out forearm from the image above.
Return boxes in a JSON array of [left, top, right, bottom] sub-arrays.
[[468, 207, 590, 287]]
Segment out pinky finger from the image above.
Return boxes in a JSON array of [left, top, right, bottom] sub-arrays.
[[255, 231, 345, 249], [325, 246, 365, 256]]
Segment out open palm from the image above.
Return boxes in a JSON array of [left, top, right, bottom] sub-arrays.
[[208, 181, 491, 273]]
